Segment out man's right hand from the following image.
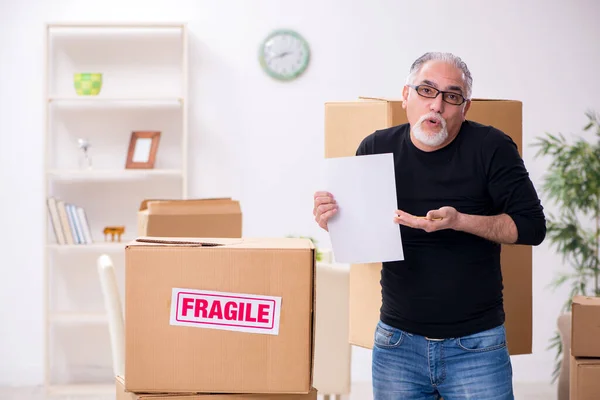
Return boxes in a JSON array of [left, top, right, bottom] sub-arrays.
[[313, 191, 338, 232]]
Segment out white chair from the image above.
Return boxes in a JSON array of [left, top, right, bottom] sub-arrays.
[[313, 260, 352, 400], [320, 248, 334, 264], [97, 254, 125, 377]]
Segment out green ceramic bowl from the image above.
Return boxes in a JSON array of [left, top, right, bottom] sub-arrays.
[[74, 73, 103, 96]]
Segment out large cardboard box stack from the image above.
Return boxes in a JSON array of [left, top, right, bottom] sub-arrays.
[[121, 236, 317, 399], [138, 198, 242, 238], [324, 96, 533, 355], [570, 296, 600, 399]]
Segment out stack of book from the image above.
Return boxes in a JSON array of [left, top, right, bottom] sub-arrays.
[[46, 196, 93, 245]]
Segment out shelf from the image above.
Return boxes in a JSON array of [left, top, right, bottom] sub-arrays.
[[48, 22, 185, 29], [46, 383, 115, 396], [50, 312, 108, 324], [48, 96, 183, 107], [47, 241, 129, 252], [44, 21, 188, 393], [47, 169, 183, 182]]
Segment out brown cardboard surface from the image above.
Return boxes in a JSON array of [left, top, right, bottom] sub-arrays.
[[124, 237, 315, 394], [138, 198, 242, 238], [571, 296, 600, 357], [116, 377, 318, 400], [348, 263, 381, 347], [324, 97, 532, 355], [570, 356, 600, 400]]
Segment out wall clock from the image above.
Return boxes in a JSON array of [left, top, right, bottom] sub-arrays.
[[259, 29, 310, 81]]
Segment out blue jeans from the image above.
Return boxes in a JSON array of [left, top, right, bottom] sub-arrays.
[[372, 320, 514, 400]]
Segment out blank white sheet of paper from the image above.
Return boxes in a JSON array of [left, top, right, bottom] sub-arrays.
[[325, 152, 404, 264]]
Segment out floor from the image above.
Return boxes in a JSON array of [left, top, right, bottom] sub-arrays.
[[0, 382, 557, 400]]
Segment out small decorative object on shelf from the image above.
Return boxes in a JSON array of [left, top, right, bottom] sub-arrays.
[[77, 138, 92, 169], [103, 226, 125, 242], [74, 72, 103, 96], [126, 130, 161, 169]]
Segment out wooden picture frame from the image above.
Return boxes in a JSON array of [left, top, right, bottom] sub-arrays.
[[126, 131, 161, 169]]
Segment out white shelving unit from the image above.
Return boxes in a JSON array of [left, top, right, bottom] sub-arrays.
[[43, 22, 188, 394]]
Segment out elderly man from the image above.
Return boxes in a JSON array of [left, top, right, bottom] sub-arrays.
[[313, 52, 546, 400]]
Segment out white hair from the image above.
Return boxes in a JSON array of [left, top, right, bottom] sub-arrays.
[[406, 52, 473, 100]]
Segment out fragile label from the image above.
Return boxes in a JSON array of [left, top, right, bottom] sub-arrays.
[[170, 288, 282, 335]]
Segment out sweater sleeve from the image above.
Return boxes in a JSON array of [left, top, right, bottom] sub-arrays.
[[483, 129, 546, 246]]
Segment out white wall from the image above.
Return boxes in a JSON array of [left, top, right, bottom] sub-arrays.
[[1, 0, 599, 387]]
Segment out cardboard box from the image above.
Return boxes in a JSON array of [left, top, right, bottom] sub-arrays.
[[138, 198, 242, 238], [324, 97, 532, 355], [571, 296, 600, 357], [570, 356, 600, 400], [124, 237, 315, 394], [116, 376, 318, 400]]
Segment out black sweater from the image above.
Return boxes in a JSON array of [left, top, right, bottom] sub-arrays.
[[356, 120, 546, 338]]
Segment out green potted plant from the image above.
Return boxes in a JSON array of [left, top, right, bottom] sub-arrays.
[[532, 110, 600, 384]]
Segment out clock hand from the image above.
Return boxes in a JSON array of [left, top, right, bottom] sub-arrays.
[[274, 51, 291, 59]]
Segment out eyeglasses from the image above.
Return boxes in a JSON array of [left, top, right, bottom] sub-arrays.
[[407, 84, 468, 105]]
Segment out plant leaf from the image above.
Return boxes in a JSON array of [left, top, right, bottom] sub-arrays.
[[532, 110, 600, 381]]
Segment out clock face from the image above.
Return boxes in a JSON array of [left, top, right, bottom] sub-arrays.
[[259, 29, 310, 81]]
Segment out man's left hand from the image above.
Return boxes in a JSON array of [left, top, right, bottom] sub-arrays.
[[394, 206, 462, 233]]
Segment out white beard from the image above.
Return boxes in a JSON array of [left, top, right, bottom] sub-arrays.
[[412, 112, 448, 148]]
